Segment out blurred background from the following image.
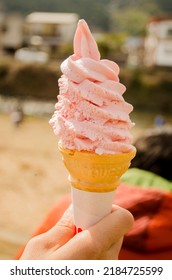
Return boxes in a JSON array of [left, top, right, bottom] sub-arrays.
[[0, 0, 172, 259]]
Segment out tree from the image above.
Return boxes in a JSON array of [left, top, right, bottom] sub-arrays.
[[111, 8, 149, 36]]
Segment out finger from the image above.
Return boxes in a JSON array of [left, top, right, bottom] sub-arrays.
[[41, 205, 76, 249], [100, 237, 124, 260], [90, 205, 134, 251]]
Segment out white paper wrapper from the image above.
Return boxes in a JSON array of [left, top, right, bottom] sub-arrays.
[[71, 186, 115, 231]]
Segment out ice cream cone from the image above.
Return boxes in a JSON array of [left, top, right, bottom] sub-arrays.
[[50, 19, 136, 232], [58, 144, 136, 230]]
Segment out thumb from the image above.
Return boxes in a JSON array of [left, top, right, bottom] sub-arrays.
[[42, 205, 76, 249]]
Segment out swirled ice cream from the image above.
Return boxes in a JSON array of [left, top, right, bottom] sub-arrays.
[[50, 19, 135, 154]]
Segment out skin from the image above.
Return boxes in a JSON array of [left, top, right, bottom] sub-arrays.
[[20, 205, 134, 260]]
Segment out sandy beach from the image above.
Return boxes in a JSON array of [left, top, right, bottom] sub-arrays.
[[0, 114, 69, 259]]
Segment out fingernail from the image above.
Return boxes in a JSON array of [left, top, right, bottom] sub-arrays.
[[77, 228, 83, 233]]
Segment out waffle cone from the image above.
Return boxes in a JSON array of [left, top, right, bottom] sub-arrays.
[[58, 144, 136, 192]]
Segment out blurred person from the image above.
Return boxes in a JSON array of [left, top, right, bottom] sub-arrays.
[[15, 125, 172, 260], [131, 125, 172, 181], [154, 114, 165, 127], [118, 125, 172, 259], [10, 104, 24, 127]]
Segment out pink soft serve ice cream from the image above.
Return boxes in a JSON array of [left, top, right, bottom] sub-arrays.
[[50, 19, 135, 154]]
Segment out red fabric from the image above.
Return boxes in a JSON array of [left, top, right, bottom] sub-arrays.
[[116, 184, 172, 259], [15, 184, 172, 260]]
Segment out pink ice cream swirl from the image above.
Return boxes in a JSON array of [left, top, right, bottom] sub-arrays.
[[50, 19, 135, 154]]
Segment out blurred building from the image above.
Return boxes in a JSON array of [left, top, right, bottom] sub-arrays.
[[0, 8, 4, 54], [0, 13, 24, 53], [144, 17, 172, 67], [123, 36, 145, 67], [0, 11, 79, 58], [24, 12, 79, 53]]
